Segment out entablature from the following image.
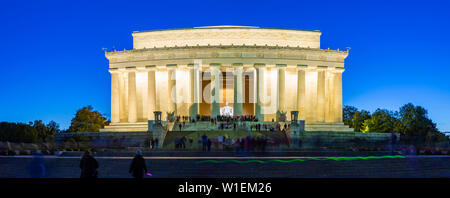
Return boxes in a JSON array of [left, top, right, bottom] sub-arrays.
[[105, 45, 348, 65]]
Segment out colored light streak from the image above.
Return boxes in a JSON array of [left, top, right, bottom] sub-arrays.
[[195, 155, 405, 164]]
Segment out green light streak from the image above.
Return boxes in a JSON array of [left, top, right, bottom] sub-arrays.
[[195, 155, 405, 164]]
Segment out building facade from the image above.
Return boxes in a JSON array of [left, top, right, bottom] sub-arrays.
[[101, 26, 353, 132]]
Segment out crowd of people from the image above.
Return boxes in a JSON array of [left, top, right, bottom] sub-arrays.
[[174, 114, 260, 124], [250, 123, 289, 132], [172, 114, 291, 132], [171, 134, 269, 153], [173, 136, 194, 149], [168, 133, 272, 152]]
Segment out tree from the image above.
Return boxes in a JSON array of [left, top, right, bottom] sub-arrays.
[[68, 105, 109, 132], [362, 109, 396, 133], [32, 120, 58, 142], [394, 103, 446, 144], [46, 121, 60, 134], [352, 110, 371, 132], [45, 120, 59, 142], [343, 106, 371, 132], [343, 106, 358, 128], [0, 122, 38, 143]]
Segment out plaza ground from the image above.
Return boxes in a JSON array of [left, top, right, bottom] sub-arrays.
[[0, 153, 449, 178]]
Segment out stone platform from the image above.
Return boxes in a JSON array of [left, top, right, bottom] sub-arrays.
[[100, 122, 148, 132], [99, 121, 354, 132], [305, 122, 354, 132]]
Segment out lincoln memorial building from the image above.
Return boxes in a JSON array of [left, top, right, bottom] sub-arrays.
[[100, 26, 353, 132]]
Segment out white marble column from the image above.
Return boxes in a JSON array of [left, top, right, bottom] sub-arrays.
[[127, 68, 137, 123], [316, 67, 327, 123], [297, 66, 306, 120], [147, 66, 156, 120], [175, 65, 189, 117], [278, 65, 286, 114], [255, 64, 265, 122], [155, 67, 168, 120], [119, 70, 128, 122], [266, 67, 278, 121], [233, 65, 243, 116], [136, 68, 148, 122], [325, 69, 334, 123], [110, 70, 120, 123], [304, 67, 318, 124], [335, 68, 344, 123], [210, 64, 221, 118], [189, 64, 200, 119], [168, 67, 176, 114]]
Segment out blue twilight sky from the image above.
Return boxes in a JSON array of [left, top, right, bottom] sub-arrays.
[[0, 0, 449, 131]]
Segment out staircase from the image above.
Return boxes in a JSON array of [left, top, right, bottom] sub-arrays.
[[177, 122, 216, 131], [305, 122, 354, 132], [100, 122, 148, 132]]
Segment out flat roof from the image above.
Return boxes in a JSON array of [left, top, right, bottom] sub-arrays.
[[132, 25, 321, 34]]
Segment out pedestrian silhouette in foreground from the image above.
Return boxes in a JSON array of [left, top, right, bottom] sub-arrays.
[[80, 150, 99, 178], [28, 150, 46, 178], [129, 149, 148, 179]]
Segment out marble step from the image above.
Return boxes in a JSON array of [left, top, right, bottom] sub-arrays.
[[305, 123, 354, 132]]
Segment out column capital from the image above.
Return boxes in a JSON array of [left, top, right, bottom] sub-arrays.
[[254, 63, 265, 68], [144, 65, 157, 71], [125, 66, 137, 71], [166, 64, 177, 70], [301, 65, 318, 72], [209, 63, 221, 67], [317, 65, 328, 70], [232, 63, 243, 67], [296, 64, 308, 71], [109, 68, 121, 73], [156, 65, 167, 70], [177, 64, 188, 69], [188, 63, 203, 69], [331, 67, 345, 73], [135, 66, 148, 72]]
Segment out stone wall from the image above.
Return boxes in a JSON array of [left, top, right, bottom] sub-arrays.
[[54, 132, 151, 148], [290, 131, 396, 149]]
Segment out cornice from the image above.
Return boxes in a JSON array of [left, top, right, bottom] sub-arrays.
[[105, 45, 349, 64]]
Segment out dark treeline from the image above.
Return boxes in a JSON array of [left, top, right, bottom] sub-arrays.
[[0, 120, 59, 143], [0, 105, 108, 143], [344, 103, 449, 145]]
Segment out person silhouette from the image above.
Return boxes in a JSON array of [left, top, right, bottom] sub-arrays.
[[80, 150, 98, 178], [129, 149, 148, 179], [28, 150, 46, 178]]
